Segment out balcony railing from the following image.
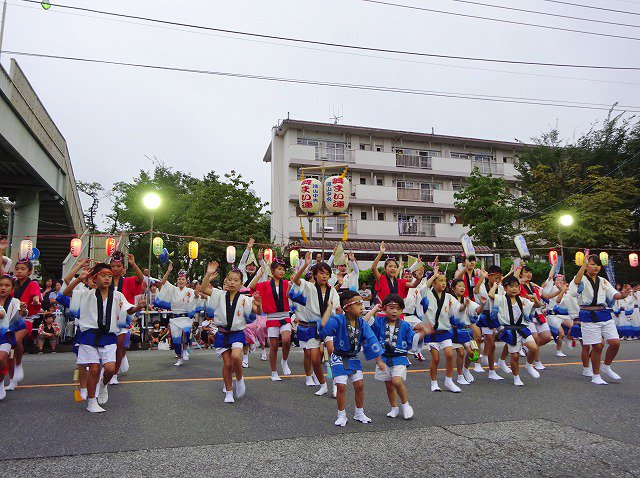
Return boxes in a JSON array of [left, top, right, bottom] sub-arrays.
[[398, 221, 436, 237], [397, 188, 434, 202], [396, 154, 432, 170], [312, 218, 356, 234], [472, 161, 503, 175]]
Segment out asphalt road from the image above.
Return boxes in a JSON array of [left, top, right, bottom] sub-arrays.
[[2, 341, 639, 477]]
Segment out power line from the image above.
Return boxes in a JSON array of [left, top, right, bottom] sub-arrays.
[[536, 0, 640, 16], [6, 50, 640, 113], [423, 0, 640, 28], [9, 2, 640, 86], [358, 0, 640, 41], [14, 0, 640, 70]]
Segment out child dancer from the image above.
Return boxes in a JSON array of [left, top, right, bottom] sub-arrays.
[[64, 263, 146, 412], [328, 245, 360, 293], [371, 242, 421, 303], [450, 278, 485, 385], [155, 262, 198, 366], [543, 275, 578, 357], [289, 252, 340, 396], [320, 290, 384, 426], [0, 274, 28, 397], [517, 265, 552, 370], [416, 267, 462, 393], [490, 276, 542, 386], [569, 252, 629, 385], [202, 262, 262, 403], [366, 294, 424, 419], [250, 258, 293, 381]]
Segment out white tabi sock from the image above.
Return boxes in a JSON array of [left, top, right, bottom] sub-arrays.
[[0, 380, 5, 400], [513, 374, 524, 386], [387, 406, 400, 418], [335, 410, 347, 427], [236, 377, 246, 398], [224, 391, 235, 403], [430, 380, 441, 392], [271, 371, 282, 381], [87, 397, 105, 413], [401, 402, 414, 420]]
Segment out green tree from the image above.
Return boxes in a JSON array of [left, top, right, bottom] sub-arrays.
[[453, 167, 518, 248], [77, 181, 104, 232]]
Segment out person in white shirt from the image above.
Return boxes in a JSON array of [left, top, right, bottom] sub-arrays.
[[358, 284, 372, 309], [569, 252, 630, 385]]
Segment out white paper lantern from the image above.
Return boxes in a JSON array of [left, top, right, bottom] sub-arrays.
[[299, 178, 323, 214], [226, 245, 236, 264], [324, 176, 350, 213], [19, 239, 33, 261]]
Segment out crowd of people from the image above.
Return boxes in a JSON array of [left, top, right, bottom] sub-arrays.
[[0, 238, 638, 426]]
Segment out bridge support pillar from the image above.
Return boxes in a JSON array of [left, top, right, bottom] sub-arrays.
[[9, 190, 40, 266]]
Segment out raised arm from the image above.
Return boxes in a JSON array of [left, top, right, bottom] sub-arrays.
[[238, 238, 254, 272], [63, 267, 90, 296], [407, 265, 425, 289], [251, 291, 263, 315], [573, 249, 589, 285], [348, 251, 359, 275], [64, 257, 91, 287], [159, 261, 174, 287], [488, 281, 499, 301], [201, 261, 219, 296], [248, 262, 268, 290], [474, 268, 488, 295], [127, 254, 145, 283], [364, 303, 381, 325], [292, 251, 311, 286], [371, 242, 385, 281]]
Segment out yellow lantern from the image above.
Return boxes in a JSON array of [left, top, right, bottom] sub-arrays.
[[289, 249, 299, 268], [599, 251, 609, 266], [575, 251, 585, 266], [299, 178, 323, 214], [188, 241, 199, 260], [630, 253, 639, 268], [19, 239, 33, 261], [226, 245, 236, 264], [324, 175, 350, 213], [152, 237, 164, 256], [70, 237, 82, 257], [264, 248, 274, 264], [105, 237, 117, 257]]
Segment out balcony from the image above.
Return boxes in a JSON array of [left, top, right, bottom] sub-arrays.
[[396, 154, 432, 170], [312, 218, 357, 235], [353, 184, 397, 201], [472, 160, 503, 175], [397, 188, 434, 203], [398, 221, 436, 237]]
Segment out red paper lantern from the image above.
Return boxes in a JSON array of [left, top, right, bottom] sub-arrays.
[[264, 248, 274, 263], [548, 250, 558, 265], [630, 253, 639, 268], [70, 238, 82, 257], [105, 237, 117, 257]]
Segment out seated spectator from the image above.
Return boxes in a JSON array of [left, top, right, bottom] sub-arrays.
[[200, 318, 216, 349], [359, 282, 372, 309], [37, 313, 61, 353], [148, 320, 161, 350], [129, 316, 142, 349]]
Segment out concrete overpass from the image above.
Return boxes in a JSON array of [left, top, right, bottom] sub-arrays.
[[0, 58, 85, 278]]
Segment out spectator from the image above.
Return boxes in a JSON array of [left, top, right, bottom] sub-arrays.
[[200, 317, 216, 348], [359, 282, 372, 309], [148, 321, 162, 349], [148, 282, 158, 310], [37, 313, 61, 353], [129, 316, 142, 349], [41, 278, 54, 309]]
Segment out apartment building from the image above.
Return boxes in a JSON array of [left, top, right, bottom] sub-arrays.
[[263, 119, 524, 258]]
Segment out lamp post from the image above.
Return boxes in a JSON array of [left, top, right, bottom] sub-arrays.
[[143, 192, 161, 280], [558, 214, 574, 277]]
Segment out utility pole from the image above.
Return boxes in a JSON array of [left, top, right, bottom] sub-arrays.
[[0, 1, 8, 63]]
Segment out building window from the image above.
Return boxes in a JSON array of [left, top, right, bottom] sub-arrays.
[[451, 152, 469, 159], [360, 177, 366, 185], [361, 211, 367, 220], [473, 154, 496, 174], [452, 180, 465, 191], [376, 178, 383, 186], [375, 145, 383, 152], [377, 212, 385, 221], [297, 138, 350, 162]]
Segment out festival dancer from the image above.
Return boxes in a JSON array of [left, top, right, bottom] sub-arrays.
[[0, 273, 28, 398], [238, 238, 267, 365], [542, 274, 578, 357], [366, 294, 425, 419], [320, 290, 384, 426], [416, 267, 463, 393], [108, 251, 144, 385], [155, 262, 200, 366], [327, 244, 360, 293], [289, 252, 340, 396], [490, 275, 543, 386], [201, 262, 263, 403], [569, 252, 630, 385], [64, 263, 146, 412], [371, 242, 421, 303], [249, 258, 293, 381]]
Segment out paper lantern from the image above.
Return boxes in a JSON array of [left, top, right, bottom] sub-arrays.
[[630, 253, 639, 268], [264, 248, 274, 264], [324, 176, 350, 213], [105, 237, 117, 257], [226, 245, 236, 264], [460, 234, 476, 261], [575, 251, 585, 266], [548, 250, 558, 265], [159, 248, 169, 264], [70, 238, 82, 257], [188, 241, 199, 260], [30, 248, 40, 261], [289, 249, 299, 268], [19, 239, 33, 261], [299, 178, 323, 214], [514, 234, 531, 261], [599, 251, 609, 266], [152, 237, 163, 256]]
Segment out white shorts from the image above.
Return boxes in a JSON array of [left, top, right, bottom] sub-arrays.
[[117, 329, 129, 336], [300, 338, 321, 349], [481, 327, 496, 336], [452, 342, 464, 350], [77, 343, 117, 365], [581, 320, 619, 346], [403, 315, 422, 330], [215, 342, 244, 357], [374, 363, 407, 381], [535, 322, 550, 334], [428, 339, 453, 351], [267, 323, 292, 339], [324, 336, 334, 343], [334, 370, 364, 385], [0, 343, 11, 354], [507, 334, 535, 354]]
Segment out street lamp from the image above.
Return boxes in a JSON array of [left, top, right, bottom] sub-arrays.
[[143, 192, 161, 280], [558, 214, 573, 276]]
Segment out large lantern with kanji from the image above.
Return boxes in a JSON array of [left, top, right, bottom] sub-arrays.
[[152, 237, 164, 256], [70, 238, 83, 257], [188, 241, 199, 260], [548, 250, 558, 265], [324, 175, 350, 213], [599, 251, 609, 266], [298, 178, 323, 214], [19, 239, 33, 261], [575, 251, 585, 266], [105, 237, 117, 257], [630, 253, 639, 268]]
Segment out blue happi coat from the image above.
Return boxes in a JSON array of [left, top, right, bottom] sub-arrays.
[[370, 315, 419, 367]]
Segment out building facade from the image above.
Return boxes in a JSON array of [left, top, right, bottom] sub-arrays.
[[263, 119, 525, 259]]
